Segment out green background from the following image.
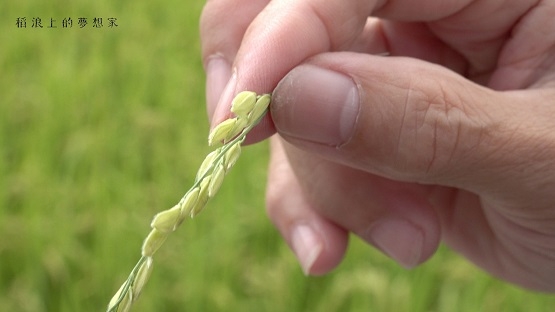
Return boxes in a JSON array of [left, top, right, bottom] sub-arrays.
[[1, 1, 554, 311]]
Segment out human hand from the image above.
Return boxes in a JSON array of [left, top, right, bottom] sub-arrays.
[[201, 0, 555, 292]]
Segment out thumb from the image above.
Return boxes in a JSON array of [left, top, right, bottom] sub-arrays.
[[271, 52, 554, 193]]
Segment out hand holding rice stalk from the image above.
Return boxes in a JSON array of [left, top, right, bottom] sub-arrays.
[[107, 91, 271, 312]]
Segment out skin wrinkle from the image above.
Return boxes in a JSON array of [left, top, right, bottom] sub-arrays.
[[440, 83, 462, 174], [424, 79, 489, 180], [428, 111, 439, 176], [517, 141, 555, 197], [427, 85, 447, 176], [477, 130, 547, 200], [404, 72, 502, 189], [401, 77, 461, 180], [396, 79, 412, 169], [482, 98, 555, 199], [501, 210, 555, 244]]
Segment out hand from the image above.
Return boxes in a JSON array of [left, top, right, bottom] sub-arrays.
[[201, 0, 555, 292]]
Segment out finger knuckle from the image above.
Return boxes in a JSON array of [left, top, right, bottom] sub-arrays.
[[397, 79, 488, 180]]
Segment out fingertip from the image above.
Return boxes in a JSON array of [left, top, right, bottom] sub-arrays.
[[365, 219, 427, 269], [296, 220, 348, 276], [359, 187, 441, 269], [290, 224, 323, 275]]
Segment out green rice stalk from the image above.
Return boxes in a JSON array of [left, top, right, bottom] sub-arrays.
[[106, 91, 270, 312]]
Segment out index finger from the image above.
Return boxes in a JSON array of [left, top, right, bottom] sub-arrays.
[[209, 0, 372, 142]]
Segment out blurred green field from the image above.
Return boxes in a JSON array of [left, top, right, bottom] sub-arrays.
[[1, 1, 554, 311]]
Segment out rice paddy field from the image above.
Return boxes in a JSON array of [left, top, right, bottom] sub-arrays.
[[1, 1, 554, 311]]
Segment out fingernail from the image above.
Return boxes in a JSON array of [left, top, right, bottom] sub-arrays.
[[291, 224, 323, 275], [272, 65, 360, 146], [206, 56, 232, 119], [367, 219, 423, 269]]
